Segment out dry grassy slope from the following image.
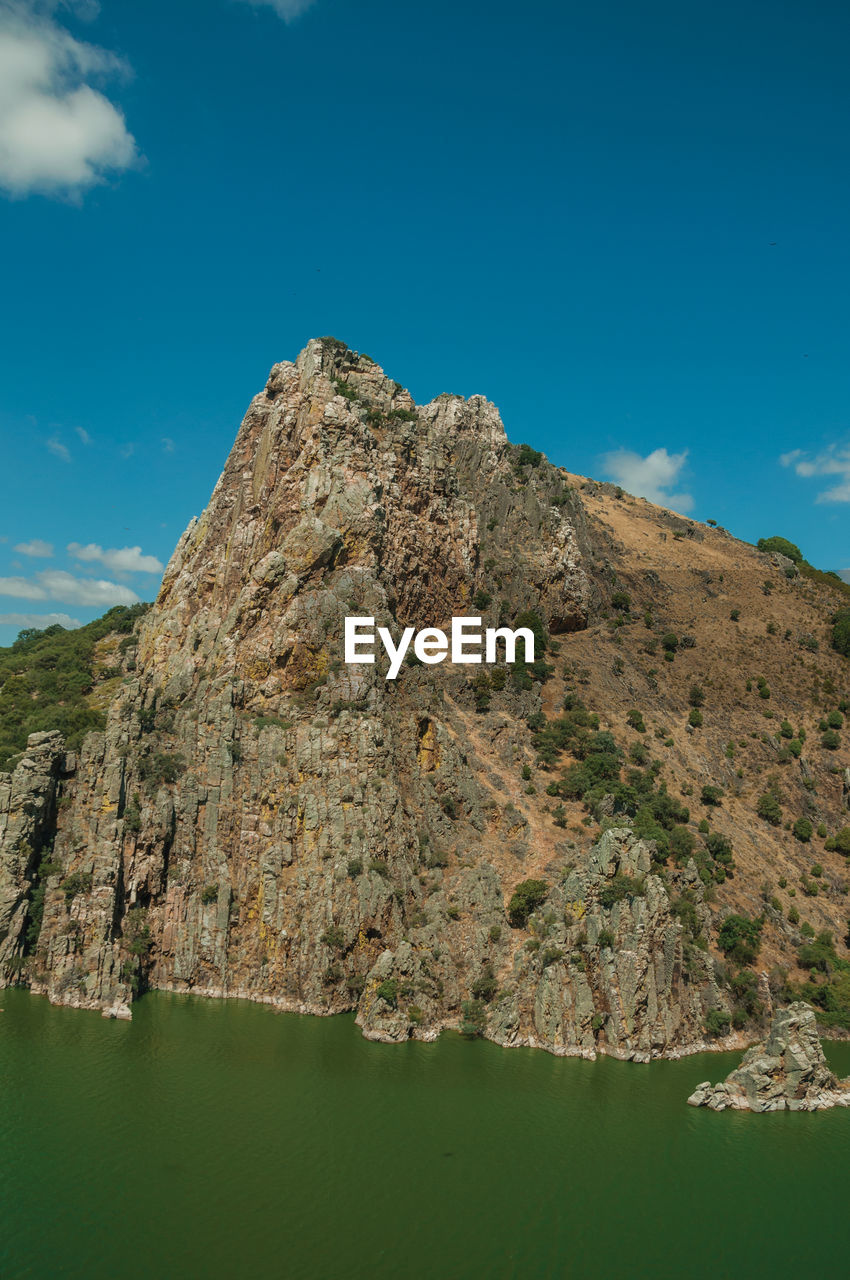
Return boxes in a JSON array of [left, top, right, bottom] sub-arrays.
[[543, 475, 848, 979]]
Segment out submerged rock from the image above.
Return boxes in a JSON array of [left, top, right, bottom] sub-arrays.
[[688, 1003, 850, 1112]]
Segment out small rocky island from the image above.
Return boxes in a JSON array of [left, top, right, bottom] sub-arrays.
[[688, 1003, 850, 1112]]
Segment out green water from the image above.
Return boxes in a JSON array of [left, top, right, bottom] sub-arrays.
[[2, 991, 849, 1280]]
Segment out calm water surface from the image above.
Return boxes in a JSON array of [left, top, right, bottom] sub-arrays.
[[2, 989, 849, 1279]]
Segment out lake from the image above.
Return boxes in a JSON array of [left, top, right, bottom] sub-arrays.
[[2, 989, 849, 1279]]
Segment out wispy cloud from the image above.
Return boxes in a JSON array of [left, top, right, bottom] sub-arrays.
[[14, 537, 53, 557], [780, 444, 850, 503], [0, 1, 139, 198], [0, 575, 47, 600], [75, 425, 92, 444], [161, 436, 175, 453], [120, 442, 134, 459], [67, 541, 164, 573], [46, 434, 70, 462], [0, 610, 81, 629], [599, 446, 693, 513], [0, 568, 140, 605], [233, 0, 317, 21]]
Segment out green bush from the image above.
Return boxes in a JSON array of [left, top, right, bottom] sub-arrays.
[[757, 792, 782, 825], [833, 609, 850, 659], [597, 929, 615, 949], [822, 729, 841, 750], [705, 1008, 732, 1038], [376, 978, 399, 1007], [61, 871, 92, 902], [793, 818, 813, 843], [688, 709, 703, 728], [201, 883, 218, 905], [688, 684, 705, 708], [828, 827, 850, 855], [756, 536, 803, 564], [717, 913, 763, 966], [701, 785, 723, 806], [460, 999, 488, 1038], [508, 878, 549, 927], [611, 591, 631, 612], [471, 963, 498, 1002], [626, 709, 646, 733], [598, 873, 645, 909]]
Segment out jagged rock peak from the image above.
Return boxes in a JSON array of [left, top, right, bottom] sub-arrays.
[[688, 1003, 850, 1112]]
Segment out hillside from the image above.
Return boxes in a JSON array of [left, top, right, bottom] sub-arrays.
[[1, 336, 849, 1054]]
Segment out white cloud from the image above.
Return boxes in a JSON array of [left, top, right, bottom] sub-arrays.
[[599, 446, 694, 513], [161, 436, 175, 453], [75, 425, 92, 444], [0, 610, 80, 629], [67, 541, 164, 573], [0, 575, 47, 599], [233, 0, 317, 20], [14, 537, 53, 557], [0, 568, 139, 605], [0, 1, 138, 198], [120, 442, 134, 459], [46, 434, 70, 461], [780, 444, 850, 503]]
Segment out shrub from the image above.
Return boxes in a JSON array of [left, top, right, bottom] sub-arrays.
[[661, 632, 678, 653], [756, 535, 803, 563], [687, 683, 705, 708], [347, 857, 363, 878], [460, 999, 488, 1038], [717, 913, 763, 966], [201, 883, 218, 905], [376, 978, 398, 1007], [627, 709, 646, 733], [828, 710, 844, 729], [597, 929, 615, 949], [611, 591, 631, 612], [61, 871, 92, 902], [321, 925, 346, 951], [688, 709, 703, 728], [139, 751, 186, 789], [508, 878, 549, 927], [833, 609, 850, 658], [701, 785, 723, 806], [822, 729, 841, 750], [730, 609, 740, 621], [598, 873, 645, 909], [705, 1008, 732, 1038], [793, 818, 813, 843], [828, 828, 850, 855], [471, 963, 498, 1002], [757, 792, 782, 825]]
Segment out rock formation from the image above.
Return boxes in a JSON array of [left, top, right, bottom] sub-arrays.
[[2, 336, 849, 1058], [688, 1003, 850, 1111]]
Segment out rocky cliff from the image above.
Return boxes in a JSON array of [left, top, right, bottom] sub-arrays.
[[2, 337, 849, 1057]]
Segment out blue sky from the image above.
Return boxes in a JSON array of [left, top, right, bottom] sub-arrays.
[[1, 0, 849, 644]]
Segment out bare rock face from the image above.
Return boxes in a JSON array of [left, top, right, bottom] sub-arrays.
[[0, 339, 733, 1051], [688, 1003, 850, 1111], [0, 732, 65, 971]]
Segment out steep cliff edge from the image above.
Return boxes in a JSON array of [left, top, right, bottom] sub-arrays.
[[2, 337, 849, 1057]]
